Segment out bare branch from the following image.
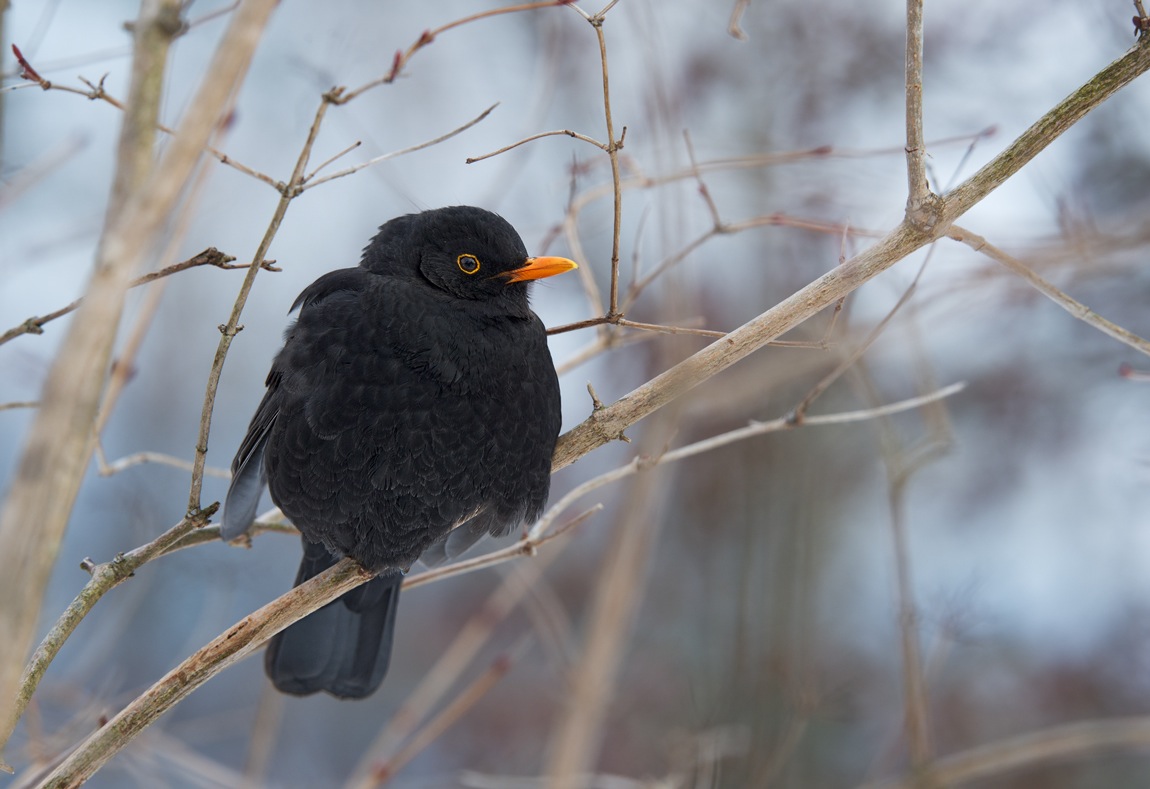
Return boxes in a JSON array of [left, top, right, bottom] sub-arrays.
[[97, 451, 231, 479], [729, 0, 752, 39], [336, 1, 577, 104], [355, 640, 530, 788], [306, 104, 498, 189], [186, 95, 333, 517], [904, 0, 934, 218], [0, 247, 245, 344], [948, 224, 1150, 358], [466, 128, 608, 164]]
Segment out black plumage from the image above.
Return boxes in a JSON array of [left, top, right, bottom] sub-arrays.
[[222, 206, 577, 699]]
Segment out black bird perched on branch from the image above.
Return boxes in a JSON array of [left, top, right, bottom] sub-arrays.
[[222, 206, 577, 699]]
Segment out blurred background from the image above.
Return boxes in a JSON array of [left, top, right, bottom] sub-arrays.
[[3, 1, 1150, 787]]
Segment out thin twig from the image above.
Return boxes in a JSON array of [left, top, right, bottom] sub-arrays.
[[302, 139, 362, 184], [588, 8, 624, 318], [728, 0, 752, 39], [948, 224, 1150, 358], [904, 0, 934, 218], [185, 95, 333, 518], [306, 103, 499, 189], [466, 128, 607, 163], [790, 240, 936, 424], [336, 1, 577, 104], [0, 248, 240, 347], [97, 451, 231, 479], [616, 318, 725, 338], [359, 639, 532, 788], [10, 43, 284, 190]]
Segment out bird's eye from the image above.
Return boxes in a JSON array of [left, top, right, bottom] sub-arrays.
[[456, 254, 481, 275]]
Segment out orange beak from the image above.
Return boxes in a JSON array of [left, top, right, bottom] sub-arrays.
[[504, 255, 579, 284]]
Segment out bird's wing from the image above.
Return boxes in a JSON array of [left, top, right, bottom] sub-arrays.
[[223, 268, 369, 540]]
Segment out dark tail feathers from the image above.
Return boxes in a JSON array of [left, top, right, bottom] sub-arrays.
[[265, 538, 401, 699]]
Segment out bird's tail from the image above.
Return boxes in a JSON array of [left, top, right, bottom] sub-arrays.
[[265, 538, 402, 699]]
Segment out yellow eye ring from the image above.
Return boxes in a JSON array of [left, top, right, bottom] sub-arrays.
[[456, 254, 481, 275]]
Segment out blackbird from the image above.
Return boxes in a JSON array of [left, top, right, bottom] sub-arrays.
[[221, 206, 577, 699]]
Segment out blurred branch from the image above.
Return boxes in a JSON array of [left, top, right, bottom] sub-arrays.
[[357, 639, 530, 788], [1120, 362, 1150, 381], [858, 716, 1150, 789], [545, 414, 669, 789], [728, 0, 751, 39], [883, 431, 945, 786], [96, 451, 231, 478], [95, 134, 230, 464], [346, 553, 563, 788], [0, 133, 86, 212], [241, 682, 283, 785], [948, 224, 1150, 358]]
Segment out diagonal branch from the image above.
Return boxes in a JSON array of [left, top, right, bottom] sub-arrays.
[[0, 248, 242, 347], [948, 224, 1150, 357]]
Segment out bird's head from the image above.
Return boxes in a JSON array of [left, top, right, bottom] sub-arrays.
[[361, 206, 577, 309]]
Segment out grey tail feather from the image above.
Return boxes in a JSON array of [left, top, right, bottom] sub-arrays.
[[265, 538, 402, 699], [221, 436, 267, 540]]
